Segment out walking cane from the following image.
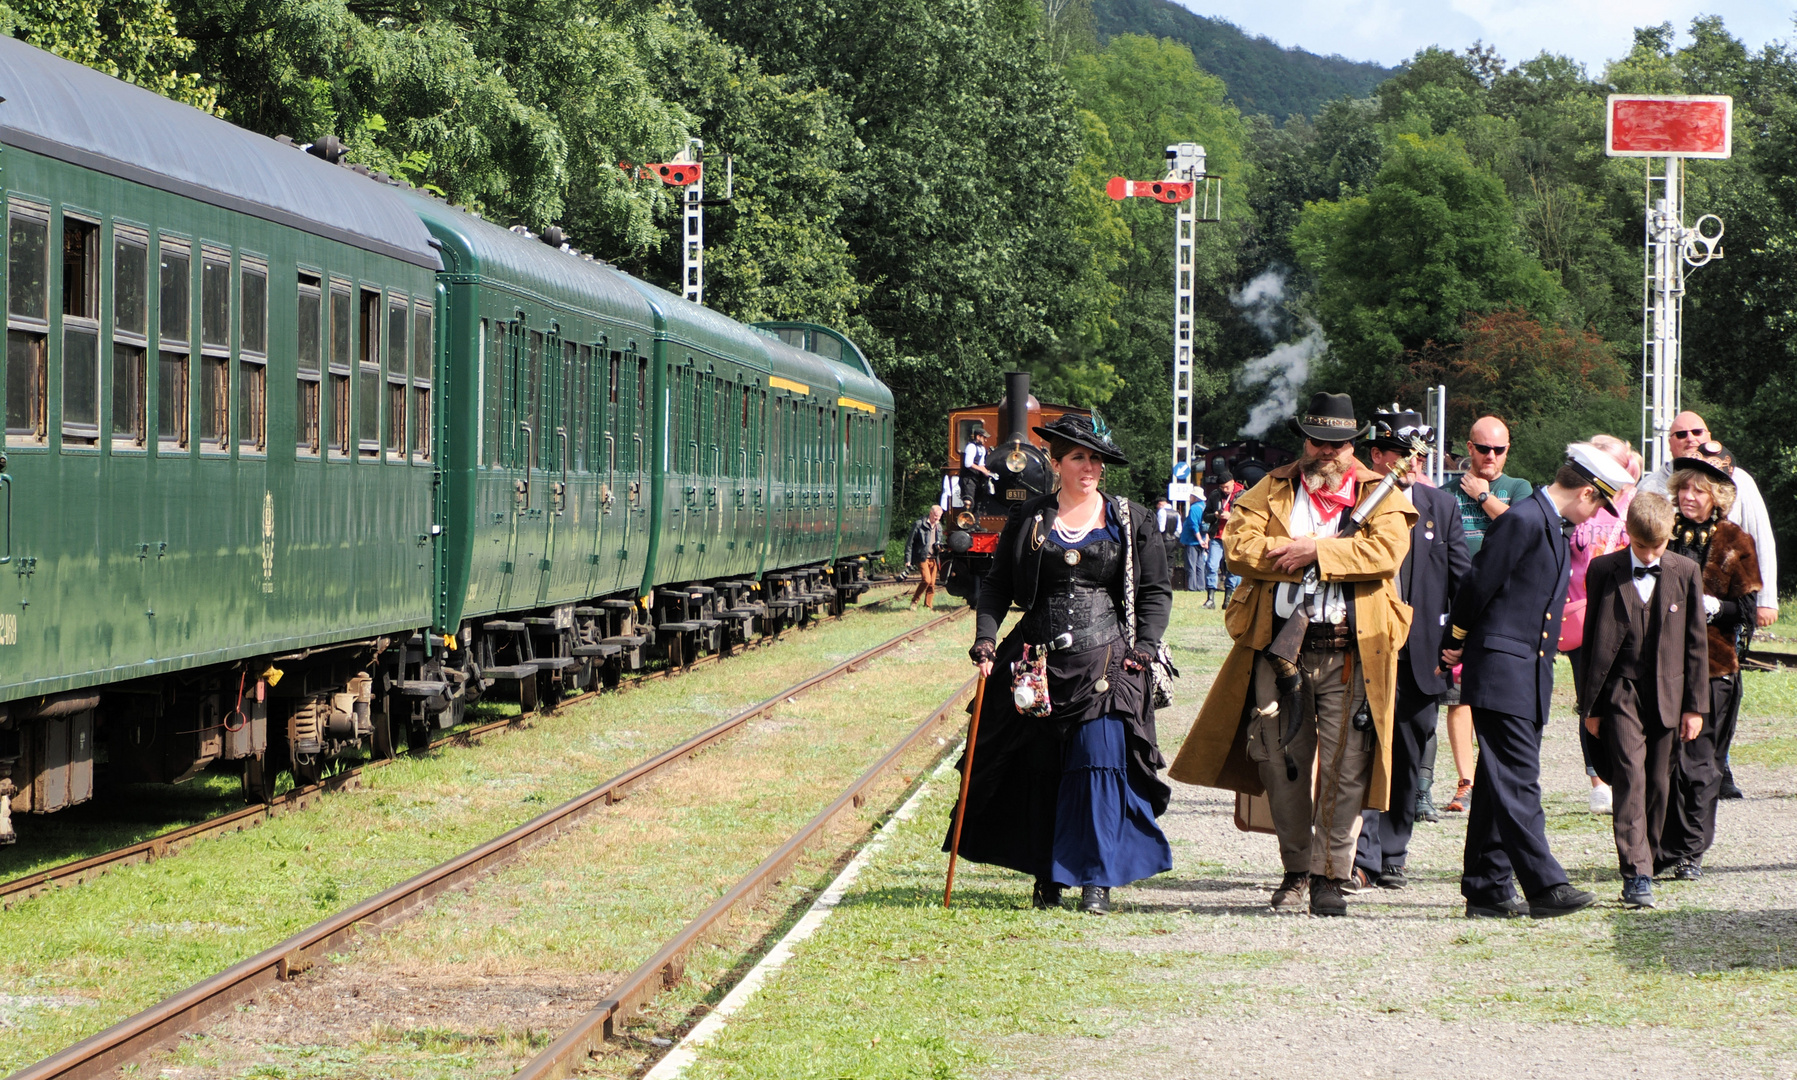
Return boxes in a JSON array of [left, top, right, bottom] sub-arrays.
[[943, 672, 988, 909]]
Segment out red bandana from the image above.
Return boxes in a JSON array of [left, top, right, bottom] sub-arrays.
[[1304, 472, 1357, 522]]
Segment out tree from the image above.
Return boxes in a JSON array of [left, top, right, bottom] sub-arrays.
[[1292, 131, 1565, 405], [1403, 308, 1633, 482], [0, 0, 216, 109]]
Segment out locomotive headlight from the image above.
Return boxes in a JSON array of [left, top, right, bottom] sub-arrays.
[[1005, 449, 1027, 473], [956, 510, 977, 530]]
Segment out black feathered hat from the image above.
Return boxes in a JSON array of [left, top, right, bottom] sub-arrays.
[[1669, 456, 1735, 488], [1033, 413, 1128, 465], [1289, 392, 1371, 442]]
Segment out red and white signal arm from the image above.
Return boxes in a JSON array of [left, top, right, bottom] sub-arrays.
[[1606, 95, 1732, 159]]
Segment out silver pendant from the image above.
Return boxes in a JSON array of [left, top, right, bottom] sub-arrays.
[[1094, 678, 1110, 693], [1063, 549, 1081, 565]]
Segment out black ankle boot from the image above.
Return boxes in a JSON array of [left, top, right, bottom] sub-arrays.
[[1078, 885, 1112, 914], [1032, 879, 1064, 909]]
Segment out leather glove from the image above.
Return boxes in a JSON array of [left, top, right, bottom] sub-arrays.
[[1123, 642, 1158, 672], [969, 639, 996, 666]]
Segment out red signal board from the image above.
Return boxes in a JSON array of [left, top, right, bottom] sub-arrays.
[[1606, 95, 1732, 158]]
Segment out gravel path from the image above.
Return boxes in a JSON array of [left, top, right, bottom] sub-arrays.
[[984, 633, 1797, 1080]]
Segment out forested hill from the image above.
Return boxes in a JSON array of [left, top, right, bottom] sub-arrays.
[[1093, 0, 1393, 119]]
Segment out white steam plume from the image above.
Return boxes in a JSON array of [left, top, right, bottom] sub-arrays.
[[1229, 266, 1329, 438], [1237, 324, 1325, 439]]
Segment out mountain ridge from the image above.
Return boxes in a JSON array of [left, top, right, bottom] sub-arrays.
[[1093, 0, 1395, 121]]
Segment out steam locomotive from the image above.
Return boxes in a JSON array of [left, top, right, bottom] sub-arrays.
[[937, 372, 1090, 597]]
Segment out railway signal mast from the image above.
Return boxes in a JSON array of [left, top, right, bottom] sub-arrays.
[[634, 137, 733, 305], [1107, 143, 1222, 507], [1605, 94, 1731, 471]]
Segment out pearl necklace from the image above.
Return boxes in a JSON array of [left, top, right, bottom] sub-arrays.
[[1052, 500, 1106, 545]]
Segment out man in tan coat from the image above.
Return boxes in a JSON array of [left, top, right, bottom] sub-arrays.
[[1169, 393, 1414, 915]]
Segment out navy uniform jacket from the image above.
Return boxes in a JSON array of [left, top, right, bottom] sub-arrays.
[[1448, 488, 1570, 721], [1401, 482, 1472, 696]]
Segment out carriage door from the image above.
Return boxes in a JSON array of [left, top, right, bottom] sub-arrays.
[[495, 318, 525, 612]]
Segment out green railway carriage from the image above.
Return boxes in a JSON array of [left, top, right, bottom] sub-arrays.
[[0, 35, 443, 817], [0, 36, 894, 837]]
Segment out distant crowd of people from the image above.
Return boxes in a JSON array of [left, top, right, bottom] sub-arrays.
[[942, 392, 1775, 918]]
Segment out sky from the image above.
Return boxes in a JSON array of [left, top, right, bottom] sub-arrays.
[[1178, 1, 1795, 73]]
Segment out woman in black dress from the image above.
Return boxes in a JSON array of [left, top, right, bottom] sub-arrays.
[[947, 415, 1174, 914]]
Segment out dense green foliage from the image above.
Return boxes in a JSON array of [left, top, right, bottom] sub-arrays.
[[1091, 0, 1394, 121], [8, 4, 1797, 586]]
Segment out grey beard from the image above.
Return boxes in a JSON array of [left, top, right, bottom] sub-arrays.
[[1301, 455, 1350, 491]]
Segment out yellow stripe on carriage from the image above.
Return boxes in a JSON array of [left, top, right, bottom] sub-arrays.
[[837, 396, 877, 413], [770, 376, 810, 394]]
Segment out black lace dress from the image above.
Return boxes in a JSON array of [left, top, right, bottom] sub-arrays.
[[945, 494, 1174, 887]]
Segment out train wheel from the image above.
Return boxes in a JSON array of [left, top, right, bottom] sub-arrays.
[[241, 753, 275, 804], [371, 708, 396, 761]]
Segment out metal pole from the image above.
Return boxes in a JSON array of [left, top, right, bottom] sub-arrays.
[[683, 138, 705, 305]]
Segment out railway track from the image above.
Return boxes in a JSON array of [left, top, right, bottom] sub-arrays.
[[0, 581, 913, 910], [5, 603, 964, 1080], [518, 675, 974, 1079]]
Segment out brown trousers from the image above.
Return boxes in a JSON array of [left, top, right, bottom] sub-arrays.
[[1595, 677, 1674, 879], [1247, 648, 1372, 879], [911, 558, 939, 608]]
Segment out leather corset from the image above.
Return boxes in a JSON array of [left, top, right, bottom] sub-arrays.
[[1019, 536, 1126, 651]]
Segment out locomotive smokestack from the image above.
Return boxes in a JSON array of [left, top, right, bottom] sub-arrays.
[[1000, 372, 1031, 444]]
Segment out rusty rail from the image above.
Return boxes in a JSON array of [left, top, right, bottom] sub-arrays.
[[514, 675, 976, 1079], [0, 583, 911, 909], [3, 604, 962, 1080]]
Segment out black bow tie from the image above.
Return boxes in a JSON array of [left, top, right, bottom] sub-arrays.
[[1634, 564, 1661, 579]]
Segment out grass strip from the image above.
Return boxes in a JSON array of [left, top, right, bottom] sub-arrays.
[[0, 600, 954, 1073]]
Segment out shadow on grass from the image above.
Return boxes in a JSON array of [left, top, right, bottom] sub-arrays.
[[1611, 907, 1797, 973]]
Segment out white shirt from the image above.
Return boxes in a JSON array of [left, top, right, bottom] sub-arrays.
[[962, 441, 987, 471], [1156, 506, 1179, 533], [1629, 551, 1660, 604], [1279, 483, 1349, 625], [1641, 462, 1777, 612]]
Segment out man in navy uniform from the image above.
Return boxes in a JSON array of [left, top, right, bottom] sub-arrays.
[[1441, 443, 1635, 919], [1352, 409, 1470, 890]]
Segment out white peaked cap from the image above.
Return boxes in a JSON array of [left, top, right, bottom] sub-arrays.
[[1564, 442, 1636, 502]]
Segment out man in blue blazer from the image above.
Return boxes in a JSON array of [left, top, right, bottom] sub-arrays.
[[1353, 410, 1470, 889], [1441, 443, 1636, 918]]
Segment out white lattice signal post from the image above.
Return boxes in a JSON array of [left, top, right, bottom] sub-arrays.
[[638, 138, 734, 306], [1107, 143, 1222, 507], [1605, 95, 1731, 471]]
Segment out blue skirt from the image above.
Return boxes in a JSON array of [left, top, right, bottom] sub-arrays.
[[1048, 714, 1174, 888]]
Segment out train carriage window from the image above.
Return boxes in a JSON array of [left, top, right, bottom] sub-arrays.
[[480, 318, 495, 467], [526, 330, 543, 467], [8, 202, 53, 445], [111, 228, 149, 449], [296, 273, 321, 455], [386, 296, 407, 456], [634, 351, 647, 474], [238, 260, 267, 452], [328, 282, 351, 457], [412, 304, 431, 460], [357, 288, 380, 457], [562, 340, 578, 471], [573, 343, 589, 471], [156, 239, 190, 450], [198, 248, 231, 449], [60, 215, 102, 446]]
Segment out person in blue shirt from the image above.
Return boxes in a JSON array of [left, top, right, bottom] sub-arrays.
[[1180, 491, 1207, 592]]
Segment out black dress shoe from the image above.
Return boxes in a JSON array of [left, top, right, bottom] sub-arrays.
[[1465, 895, 1529, 919], [1377, 866, 1409, 890], [1032, 880, 1064, 909], [1719, 769, 1745, 800], [1078, 885, 1112, 914], [1673, 860, 1704, 881], [1528, 883, 1596, 919]]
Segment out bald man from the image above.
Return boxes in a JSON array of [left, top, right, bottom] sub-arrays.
[[1639, 411, 1778, 629]]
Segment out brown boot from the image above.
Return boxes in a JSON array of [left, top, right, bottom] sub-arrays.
[[1270, 871, 1309, 910], [1309, 874, 1348, 917]]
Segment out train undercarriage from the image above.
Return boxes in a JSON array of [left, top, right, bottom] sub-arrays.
[[0, 560, 872, 843]]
